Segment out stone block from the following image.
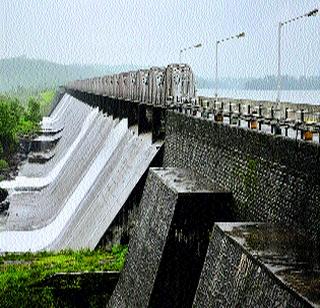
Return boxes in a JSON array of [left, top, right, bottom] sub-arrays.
[[194, 223, 319, 307], [108, 167, 233, 308]]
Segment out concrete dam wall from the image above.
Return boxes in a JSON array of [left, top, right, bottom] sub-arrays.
[[1, 63, 319, 306]]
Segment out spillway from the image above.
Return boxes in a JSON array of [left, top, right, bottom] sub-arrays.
[[3, 109, 112, 230], [19, 95, 92, 178], [50, 132, 160, 250], [0, 94, 161, 252], [0, 107, 99, 191]]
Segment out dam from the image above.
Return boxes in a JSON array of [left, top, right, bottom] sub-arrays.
[[1, 64, 320, 307]]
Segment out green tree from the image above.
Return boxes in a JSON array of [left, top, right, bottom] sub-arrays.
[[27, 98, 41, 123], [9, 98, 24, 122], [0, 100, 19, 153]]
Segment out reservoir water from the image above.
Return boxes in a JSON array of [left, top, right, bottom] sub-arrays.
[[198, 88, 320, 105]]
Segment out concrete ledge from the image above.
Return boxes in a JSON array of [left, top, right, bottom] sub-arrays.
[[30, 135, 61, 152], [28, 151, 55, 164]]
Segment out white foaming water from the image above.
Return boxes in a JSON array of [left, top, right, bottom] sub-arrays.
[[0, 119, 128, 252], [4, 112, 114, 231], [50, 132, 161, 250], [41, 94, 70, 129], [0, 108, 98, 191], [18, 95, 91, 178], [33, 134, 62, 142], [0, 95, 161, 252]]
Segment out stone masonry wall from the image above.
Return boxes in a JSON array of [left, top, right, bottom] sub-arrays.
[[163, 111, 320, 241], [193, 225, 311, 307], [107, 169, 178, 307], [108, 167, 233, 308]]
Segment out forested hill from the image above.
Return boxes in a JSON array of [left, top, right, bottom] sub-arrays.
[[0, 56, 139, 92], [2, 56, 319, 92]]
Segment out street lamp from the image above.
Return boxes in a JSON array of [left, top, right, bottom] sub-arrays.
[[179, 43, 202, 63], [215, 32, 245, 98], [276, 8, 318, 103]]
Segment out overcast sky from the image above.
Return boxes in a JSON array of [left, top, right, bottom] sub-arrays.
[[1, 0, 319, 78]]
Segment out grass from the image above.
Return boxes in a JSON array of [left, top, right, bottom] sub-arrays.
[[40, 90, 55, 103], [0, 245, 128, 307], [14, 89, 56, 135]]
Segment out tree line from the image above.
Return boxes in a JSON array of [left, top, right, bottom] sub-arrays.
[[0, 96, 41, 170]]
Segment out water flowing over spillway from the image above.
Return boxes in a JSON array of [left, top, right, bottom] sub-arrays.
[[0, 94, 160, 252], [19, 95, 91, 178], [0, 108, 98, 191]]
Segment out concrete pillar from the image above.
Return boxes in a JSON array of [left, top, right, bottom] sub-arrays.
[[100, 95, 109, 114], [83, 92, 90, 105], [108, 168, 233, 308], [119, 99, 129, 120], [152, 106, 166, 142], [105, 96, 113, 117], [88, 93, 95, 106], [94, 94, 100, 109], [138, 103, 152, 135], [127, 101, 139, 127], [112, 98, 120, 119], [98, 95, 104, 111], [91, 94, 97, 108]]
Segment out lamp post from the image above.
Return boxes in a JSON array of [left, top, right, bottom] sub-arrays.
[[215, 32, 245, 98], [276, 8, 318, 103], [179, 43, 202, 63]]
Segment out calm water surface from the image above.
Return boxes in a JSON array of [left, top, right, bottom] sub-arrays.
[[198, 89, 320, 105]]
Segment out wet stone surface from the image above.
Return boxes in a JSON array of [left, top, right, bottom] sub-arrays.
[[224, 223, 320, 307], [108, 167, 233, 308], [194, 223, 319, 308], [151, 167, 227, 193]]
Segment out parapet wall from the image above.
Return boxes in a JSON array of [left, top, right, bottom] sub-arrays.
[[163, 111, 320, 241]]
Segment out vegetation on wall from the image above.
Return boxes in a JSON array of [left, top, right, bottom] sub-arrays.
[[233, 158, 259, 217]]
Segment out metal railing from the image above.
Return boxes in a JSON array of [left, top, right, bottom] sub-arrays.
[[173, 99, 320, 143]]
